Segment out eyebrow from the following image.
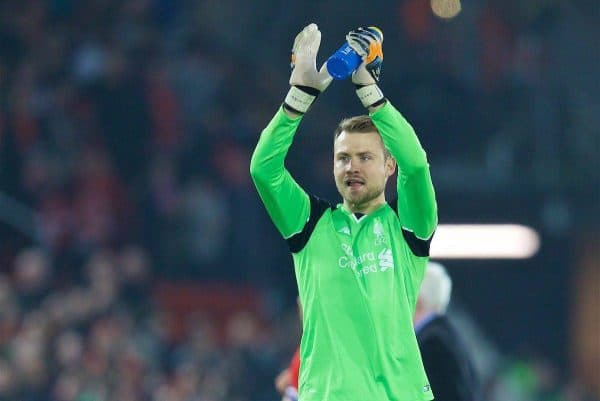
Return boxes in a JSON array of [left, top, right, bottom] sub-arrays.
[[335, 151, 375, 157]]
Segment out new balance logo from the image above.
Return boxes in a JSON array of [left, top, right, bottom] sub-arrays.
[[338, 226, 351, 235]]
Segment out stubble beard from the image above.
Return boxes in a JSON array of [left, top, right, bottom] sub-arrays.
[[342, 183, 385, 212]]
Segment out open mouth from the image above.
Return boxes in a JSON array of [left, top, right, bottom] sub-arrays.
[[345, 178, 365, 188]]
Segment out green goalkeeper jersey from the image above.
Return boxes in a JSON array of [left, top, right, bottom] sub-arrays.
[[250, 101, 437, 401]]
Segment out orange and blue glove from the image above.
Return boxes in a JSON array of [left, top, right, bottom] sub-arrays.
[[347, 26, 386, 108]]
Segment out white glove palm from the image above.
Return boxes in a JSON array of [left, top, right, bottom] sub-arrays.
[[289, 23, 332, 92], [284, 23, 333, 114]]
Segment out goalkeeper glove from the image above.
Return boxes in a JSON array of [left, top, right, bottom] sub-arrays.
[[347, 26, 386, 108], [284, 23, 333, 114]]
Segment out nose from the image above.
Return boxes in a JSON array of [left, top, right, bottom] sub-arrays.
[[346, 158, 359, 172]]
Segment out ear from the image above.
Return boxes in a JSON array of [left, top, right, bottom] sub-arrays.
[[385, 157, 396, 177]]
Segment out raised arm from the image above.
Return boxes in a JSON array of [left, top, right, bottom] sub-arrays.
[[347, 26, 437, 240], [372, 103, 437, 240], [250, 109, 310, 238], [250, 23, 333, 238]]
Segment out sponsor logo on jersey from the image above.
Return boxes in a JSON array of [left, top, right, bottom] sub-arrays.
[[341, 243, 353, 256], [338, 246, 394, 276]]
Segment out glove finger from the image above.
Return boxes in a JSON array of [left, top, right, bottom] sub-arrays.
[[304, 27, 322, 58], [349, 31, 381, 50], [291, 26, 309, 68], [360, 29, 380, 42], [292, 25, 309, 56], [348, 32, 371, 49], [347, 37, 370, 57], [351, 26, 382, 41], [293, 24, 315, 53], [349, 29, 383, 64], [349, 27, 383, 53], [365, 26, 383, 41], [296, 23, 318, 56], [292, 30, 303, 54], [351, 27, 368, 36]]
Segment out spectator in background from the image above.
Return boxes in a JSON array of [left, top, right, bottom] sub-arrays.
[[275, 348, 300, 401], [414, 262, 479, 401], [274, 297, 302, 401]]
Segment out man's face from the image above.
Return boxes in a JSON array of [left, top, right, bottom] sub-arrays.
[[333, 130, 396, 213]]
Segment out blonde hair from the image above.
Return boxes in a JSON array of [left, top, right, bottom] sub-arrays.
[[334, 116, 391, 159]]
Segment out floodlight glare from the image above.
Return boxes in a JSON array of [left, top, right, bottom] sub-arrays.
[[430, 224, 540, 259]]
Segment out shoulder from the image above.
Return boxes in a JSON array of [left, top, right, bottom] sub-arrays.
[[287, 194, 335, 253]]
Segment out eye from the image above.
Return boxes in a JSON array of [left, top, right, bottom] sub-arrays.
[[360, 154, 372, 161], [338, 155, 350, 162]]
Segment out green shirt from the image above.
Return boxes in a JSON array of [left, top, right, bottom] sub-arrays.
[[250, 102, 437, 401]]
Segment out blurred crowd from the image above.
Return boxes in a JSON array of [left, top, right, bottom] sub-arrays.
[[0, 245, 596, 401], [0, 246, 302, 401], [0, 0, 290, 283], [0, 0, 597, 400], [1, 0, 597, 275]]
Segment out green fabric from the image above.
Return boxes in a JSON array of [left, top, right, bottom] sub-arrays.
[[250, 102, 437, 401], [250, 107, 309, 238], [371, 102, 437, 239]]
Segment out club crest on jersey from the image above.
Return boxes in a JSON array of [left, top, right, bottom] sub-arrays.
[[373, 219, 386, 245]]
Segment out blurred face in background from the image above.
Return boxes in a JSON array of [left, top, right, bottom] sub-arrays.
[[334, 130, 395, 214]]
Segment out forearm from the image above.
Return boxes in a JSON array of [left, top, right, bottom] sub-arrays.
[[397, 167, 437, 239], [251, 21, 325, 239], [371, 101, 437, 239], [370, 101, 428, 173], [250, 107, 310, 238]]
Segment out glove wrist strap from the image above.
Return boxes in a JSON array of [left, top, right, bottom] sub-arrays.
[[356, 84, 385, 108], [284, 86, 318, 114]]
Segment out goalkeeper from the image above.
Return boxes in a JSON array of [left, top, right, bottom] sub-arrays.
[[251, 23, 437, 401]]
